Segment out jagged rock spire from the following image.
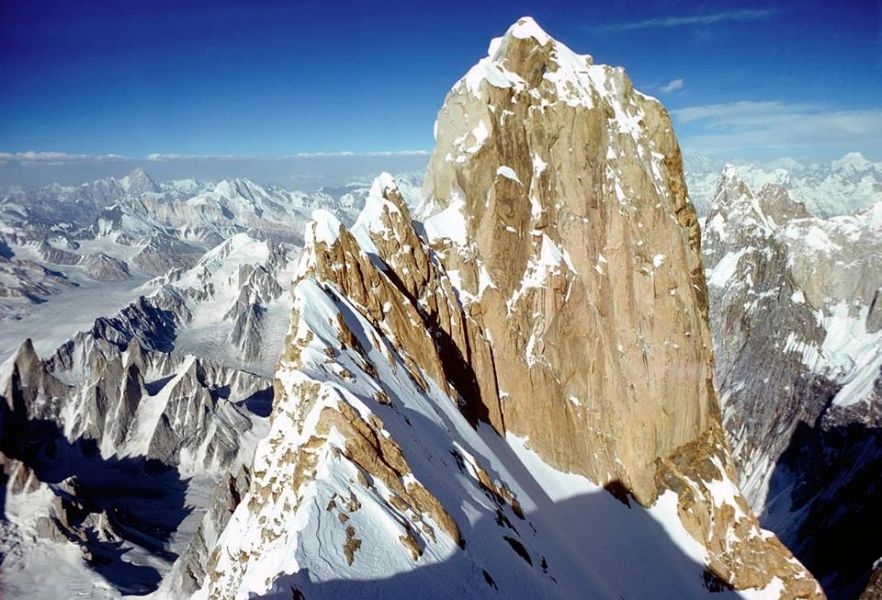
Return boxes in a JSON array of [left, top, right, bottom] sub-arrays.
[[188, 18, 821, 599]]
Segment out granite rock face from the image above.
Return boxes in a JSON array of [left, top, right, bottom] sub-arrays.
[[185, 18, 820, 600], [422, 12, 713, 506], [421, 17, 816, 593], [1, 333, 268, 477]]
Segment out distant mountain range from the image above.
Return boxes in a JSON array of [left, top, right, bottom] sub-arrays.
[[0, 168, 422, 321], [684, 152, 882, 217]]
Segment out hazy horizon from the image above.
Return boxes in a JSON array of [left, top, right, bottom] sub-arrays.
[[0, 152, 430, 191], [2, 148, 880, 192]]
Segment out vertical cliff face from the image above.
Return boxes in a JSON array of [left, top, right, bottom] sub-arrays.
[[422, 16, 712, 505], [186, 17, 821, 599]]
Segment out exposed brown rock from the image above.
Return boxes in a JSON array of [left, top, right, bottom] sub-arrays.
[[343, 525, 361, 566], [655, 424, 820, 597], [409, 17, 820, 597], [422, 17, 716, 507], [194, 17, 822, 599], [861, 562, 882, 600], [315, 401, 462, 547]]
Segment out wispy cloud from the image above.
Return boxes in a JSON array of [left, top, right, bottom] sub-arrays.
[[0, 150, 430, 165], [145, 150, 430, 161], [660, 79, 685, 93], [0, 150, 433, 190], [0, 151, 129, 165], [146, 153, 252, 161], [673, 100, 882, 158], [593, 8, 776, 33], [287, 150, 430, 158], [674, 100, 815, 124]]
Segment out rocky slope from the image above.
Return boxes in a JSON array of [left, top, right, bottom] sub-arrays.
[[0, 254, 78, 304], [181, 18, 819, 599], [703, 168, 882, 598]]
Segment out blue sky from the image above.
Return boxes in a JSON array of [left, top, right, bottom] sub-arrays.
[[1, 0, 881, 167]]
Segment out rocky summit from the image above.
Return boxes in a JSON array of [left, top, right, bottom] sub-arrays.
[[183, 18, 819, 599]]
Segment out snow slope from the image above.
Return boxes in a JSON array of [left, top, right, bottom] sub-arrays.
[[191, 172, 793, 599]]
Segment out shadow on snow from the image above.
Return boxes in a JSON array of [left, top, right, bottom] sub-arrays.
[[1, 386, 191, 595]]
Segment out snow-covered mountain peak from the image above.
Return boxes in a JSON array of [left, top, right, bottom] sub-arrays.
[[686, 152, 882, 216], [307, 208, 344, 248], [211, 178, 262, 200], [719, 162, 740, 180], [351, 172, 409, 248], [196, 231, 271, 266], [457, 15, 609, 106], [119, 167, 160, 194], [505, 16, 552, 46], [707, 169, 811, 244], [831, 151, 874, 174], [419, 18, 820, 597], [368, 170, 399, 199], [124, 167, 148, 178], [712, 164, 751, 200]]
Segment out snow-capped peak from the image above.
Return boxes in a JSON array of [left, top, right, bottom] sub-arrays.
[[348, 172, 411, 256], [507, 16, 551, 46], [212, 178, 262, 199], [308, 208, 343, 247], [358, 173, 402, 230], [119, 167, 160, 194], [831, 151, 873, 174], [368, 171, 399, 199], [458, 16, 597, 102], [720, 163, 740, 179], [213, 231, 266, 256], [712, 164, 751, 203], [685, 153, 882, 217]]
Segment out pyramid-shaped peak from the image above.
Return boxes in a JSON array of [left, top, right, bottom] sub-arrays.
[[13, 338, 38, 364], [505, 16, 552, 45], [460, 17, 597, 101], [720, 163, 742, 180], [713, 164, 753, 201], [120, 167, 159, 193], [832, 151, 873, 173], [366, 172, 409, 216], [351, 172, 411, 250]]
